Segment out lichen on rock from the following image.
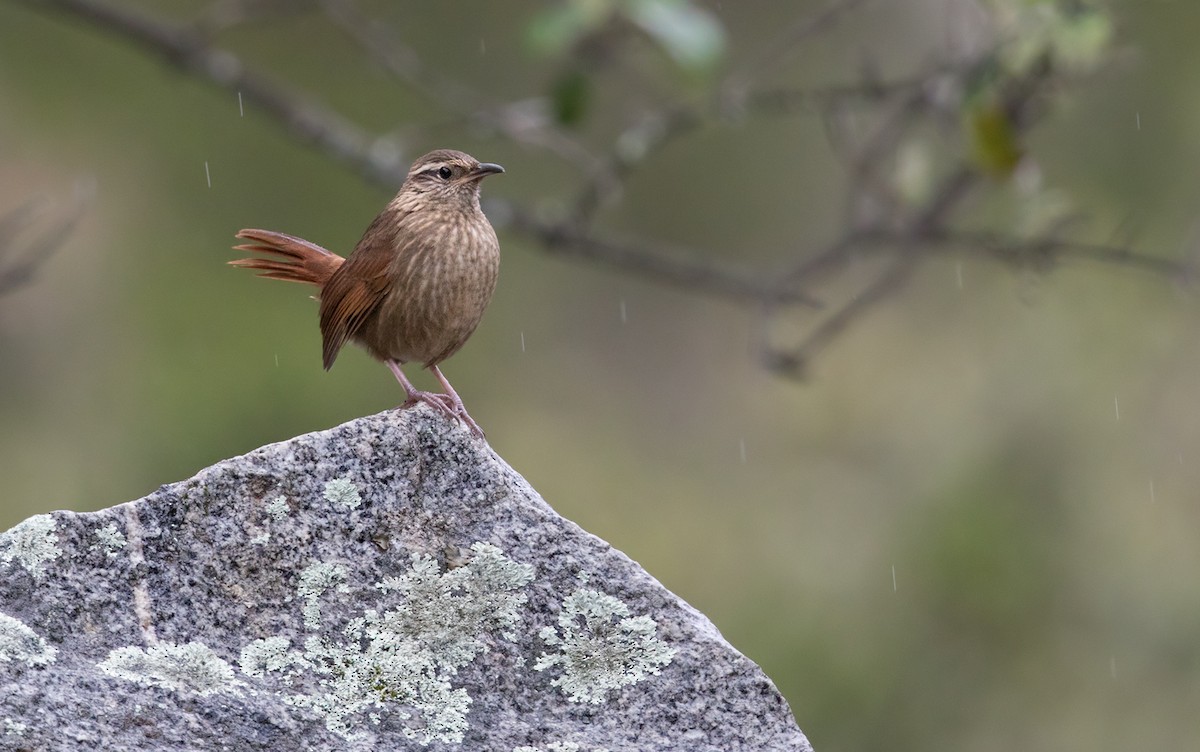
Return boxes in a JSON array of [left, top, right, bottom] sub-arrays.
[[241, 542, 534, 744], [0, 514, 60, 578]]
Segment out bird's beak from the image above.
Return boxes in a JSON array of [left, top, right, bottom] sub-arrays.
[[470, 162, 505, 179]]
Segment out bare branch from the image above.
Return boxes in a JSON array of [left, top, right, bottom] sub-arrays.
[[906, 229, 1194, 280], [757, 55, 1072, 373], [746, 74, 937, 116], [509, 209, 819, 307], [0, 180, 92, 296], [722, 0, 877, 97], [765, 255, 918, 379]]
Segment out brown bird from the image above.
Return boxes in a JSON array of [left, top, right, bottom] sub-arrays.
[[230, 149, 504, 437]]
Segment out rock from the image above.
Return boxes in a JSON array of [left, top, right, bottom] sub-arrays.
[[0, 407, 811, 751]]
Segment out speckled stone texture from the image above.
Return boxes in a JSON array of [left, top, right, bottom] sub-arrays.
[[0, 407, 811, 752]]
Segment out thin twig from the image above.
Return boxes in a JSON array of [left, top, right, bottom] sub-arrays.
[[509, 209, 819, 307], [722, 0, 877, 97], [0, 180, 92, 296], [765, 254, 918, 378], [746, 74, 935, 116], [910, 229, 1193, 280], [316, 0, 599, 171]]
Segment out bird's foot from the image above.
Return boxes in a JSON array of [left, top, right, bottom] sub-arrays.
[[387, 361, 486, 439], [402, 391, 486, 439], [402, 390, 456, 418]]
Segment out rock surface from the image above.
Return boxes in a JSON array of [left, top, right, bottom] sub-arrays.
[[0, 407, 811, 751]]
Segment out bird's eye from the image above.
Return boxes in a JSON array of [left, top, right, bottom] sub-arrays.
[[437, 166, 453, 180]]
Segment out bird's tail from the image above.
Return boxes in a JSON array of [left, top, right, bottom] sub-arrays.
[[230, 228, 344, 287]]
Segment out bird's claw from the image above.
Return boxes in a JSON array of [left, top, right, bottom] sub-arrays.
[[402, 391, 486, 439]]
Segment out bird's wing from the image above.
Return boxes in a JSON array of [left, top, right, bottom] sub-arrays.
[[318, 249, 392, 370]]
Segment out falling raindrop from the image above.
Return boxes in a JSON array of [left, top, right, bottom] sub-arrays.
[[520, 331, 526, 352], [274, 353, 279, 368], [891, 565, 897, 592], [1135, 111, 1140, 131], [1114, 396, 1120, 422], [238, 91, 244, 117], [205, 161, 212, 188]]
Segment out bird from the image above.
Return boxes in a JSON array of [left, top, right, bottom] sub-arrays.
[[229, 148, 504, 438]]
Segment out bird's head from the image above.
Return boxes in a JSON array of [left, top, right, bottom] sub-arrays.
[[398, 149, 504, 210]]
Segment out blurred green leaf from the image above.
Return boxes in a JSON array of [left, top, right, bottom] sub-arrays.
[[1050, 8, 1113, 69], [551, 69, 592, 126], [965, 99, 1024, 178], [525, 0, 615, 56], [626, 0, 725, 70], [893, 140, 935, 206], [526, 0, 724, 72], [991, 0, 1113, 74]]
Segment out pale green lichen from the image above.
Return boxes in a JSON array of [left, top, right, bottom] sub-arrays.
[[265, 496, 290, 520], [323, 478, 361, 509], [372, 542, 534, 663], [97, 642, 243, 696], [3, 718, 28, 735], [297, 562, 349, 629], [0, 612, 57, 667], [238, 636, 298, 678], [252, 496, 291, 544], [239, 542, 534, 744], [0, 514, 61, 578], [92, 523, 127, 558], [287, 634, 471, 743], [534, 587, 676, 704]]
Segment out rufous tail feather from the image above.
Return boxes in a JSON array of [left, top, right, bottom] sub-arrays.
[[231, 228, 344, 287]]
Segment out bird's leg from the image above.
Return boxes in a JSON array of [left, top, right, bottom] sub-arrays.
[[430, 366, 485, 439], [385, 360, 457, 419], [385, 360, 484, 438]]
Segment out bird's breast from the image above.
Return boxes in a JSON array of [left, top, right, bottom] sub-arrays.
[[358, 214, 500, 366]]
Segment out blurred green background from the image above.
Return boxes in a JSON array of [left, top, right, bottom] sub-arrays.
[[3, 1, 1200, 749]]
